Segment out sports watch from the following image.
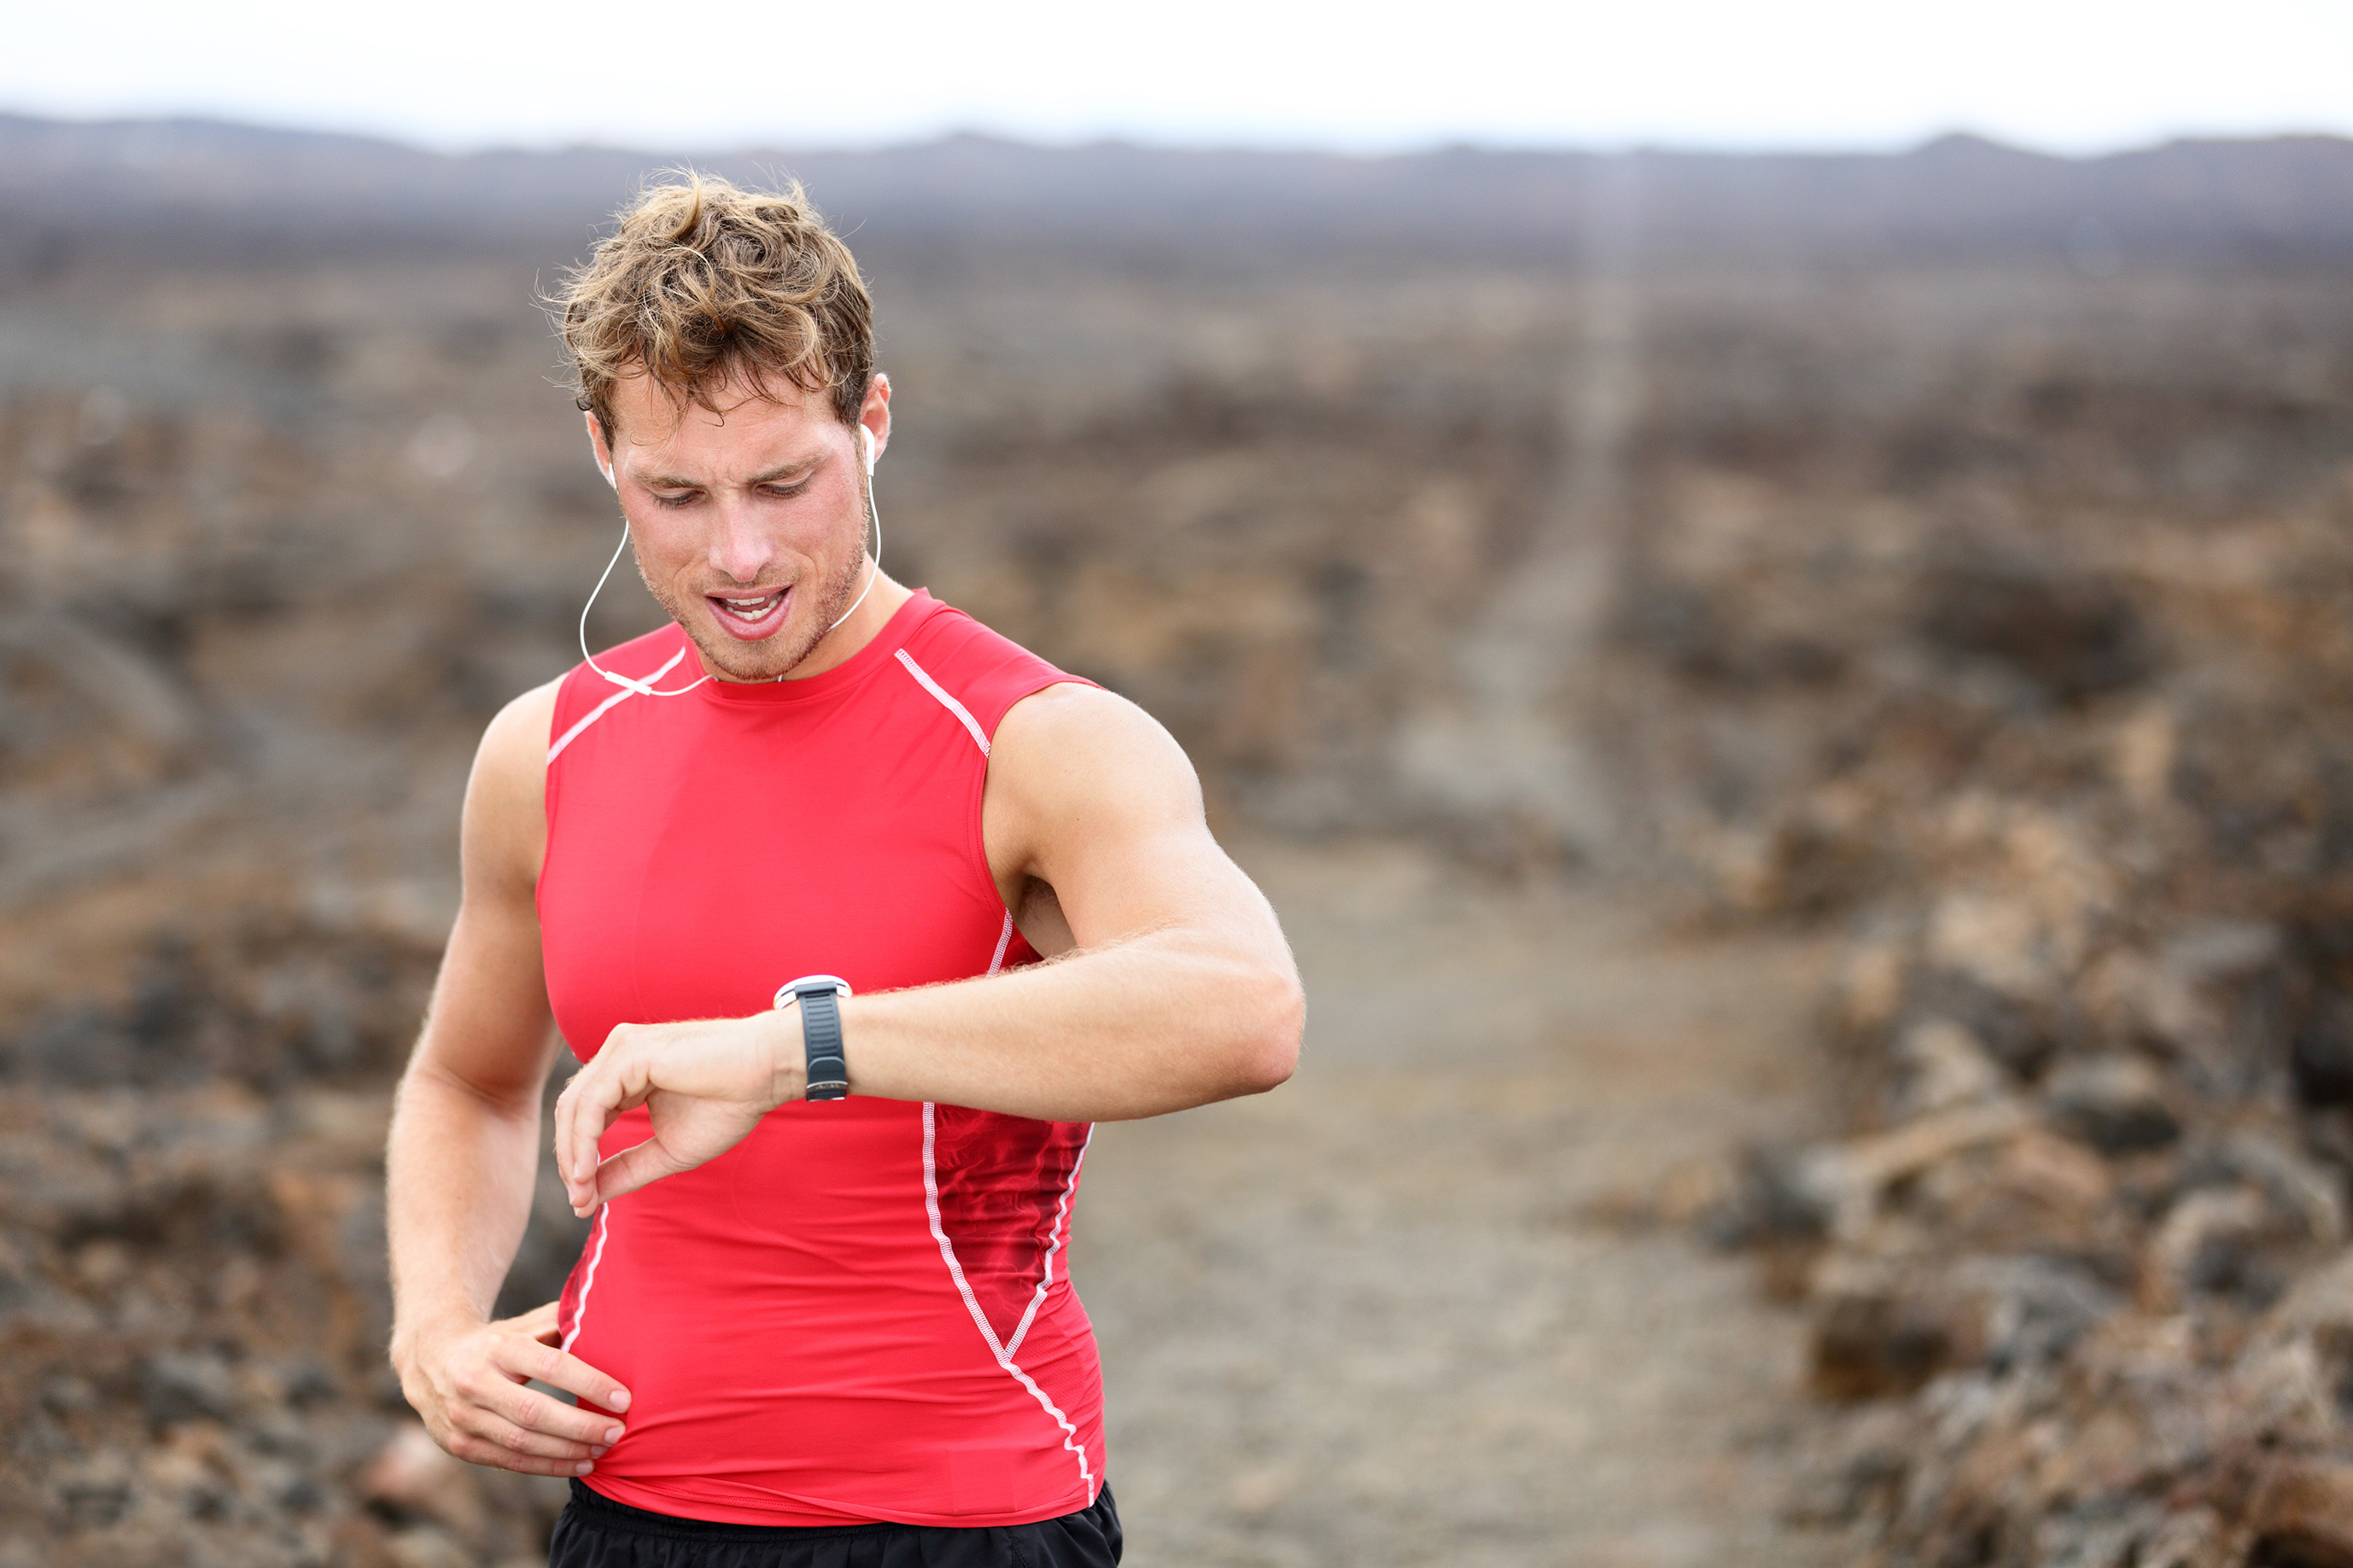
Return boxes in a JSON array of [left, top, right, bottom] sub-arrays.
[[774, 975, 854, 1101]]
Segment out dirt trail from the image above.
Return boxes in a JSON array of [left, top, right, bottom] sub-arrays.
[[1073, 840, 1860, 1568]]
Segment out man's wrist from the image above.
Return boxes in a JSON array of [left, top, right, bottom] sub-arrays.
[[771, 976, 853, 1102], [388, 1306, 485, 1371], [755, 1005, 809, 1106]]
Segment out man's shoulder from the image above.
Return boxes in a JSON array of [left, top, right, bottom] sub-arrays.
[[481, 676, 563, 774], [986, 679, 1203, 853], [897, 595, 1051, 672], [897, 597, 1096, 743]]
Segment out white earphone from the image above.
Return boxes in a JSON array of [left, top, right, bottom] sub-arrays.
[[579, 424, 882, 698]]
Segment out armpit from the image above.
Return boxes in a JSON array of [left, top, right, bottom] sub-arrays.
[[1012, 878, 1077, 960]]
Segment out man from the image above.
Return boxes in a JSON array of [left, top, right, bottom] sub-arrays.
[[384, 173, 1304, 1567]]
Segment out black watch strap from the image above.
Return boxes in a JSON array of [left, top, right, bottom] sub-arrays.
[[777, 975, 852, 1101]]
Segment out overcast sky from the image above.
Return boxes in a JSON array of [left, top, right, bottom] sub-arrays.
[[8, 0, 2346, 157]]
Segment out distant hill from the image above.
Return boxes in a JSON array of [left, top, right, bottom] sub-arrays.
[[2, 114, 2350, 273]]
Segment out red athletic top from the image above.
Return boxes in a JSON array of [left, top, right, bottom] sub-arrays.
[[539, 591, 1105, 1528]]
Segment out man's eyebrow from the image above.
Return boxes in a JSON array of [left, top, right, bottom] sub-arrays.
[[639, 456, 822, 491]]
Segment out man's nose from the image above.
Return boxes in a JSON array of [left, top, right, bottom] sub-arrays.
[[706, 494, 774, 584]]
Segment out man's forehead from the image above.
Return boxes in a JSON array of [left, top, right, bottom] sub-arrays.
[[610, 365, 830, 450]]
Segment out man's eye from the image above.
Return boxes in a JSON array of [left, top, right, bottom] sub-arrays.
[[762, 483, 809, 499], [651, 492, 698, 509]]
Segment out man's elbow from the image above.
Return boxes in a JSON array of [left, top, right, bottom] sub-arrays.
[[1230, 969, 1305, 1095]]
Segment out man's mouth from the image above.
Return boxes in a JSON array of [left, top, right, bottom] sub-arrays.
[[706, 586, 792, 640]]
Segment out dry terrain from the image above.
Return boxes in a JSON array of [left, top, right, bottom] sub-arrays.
[[1083, 839, 1856, 1568]]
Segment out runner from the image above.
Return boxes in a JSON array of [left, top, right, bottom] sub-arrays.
[[383, 172, 1305, 1568]]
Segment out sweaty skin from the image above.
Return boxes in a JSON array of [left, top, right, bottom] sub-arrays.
[[384, 371, 1305, 1479]]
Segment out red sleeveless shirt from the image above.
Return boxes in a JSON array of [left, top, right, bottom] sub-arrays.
[[539, 592, 1104, 1528]]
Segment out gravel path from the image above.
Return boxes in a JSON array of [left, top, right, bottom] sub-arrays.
[[1072, 841, 1860, 1568]]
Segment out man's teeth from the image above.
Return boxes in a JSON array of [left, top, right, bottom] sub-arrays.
[[719, 593, 779, 618]]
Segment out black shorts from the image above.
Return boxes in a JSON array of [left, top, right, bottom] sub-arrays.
[[546, 1479, 1122, 1568]]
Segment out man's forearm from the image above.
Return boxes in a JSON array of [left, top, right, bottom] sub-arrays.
[[820, 925, 1302, 1122], [386, 1065, 544, 1361], [555, 842, 1305, 1212]]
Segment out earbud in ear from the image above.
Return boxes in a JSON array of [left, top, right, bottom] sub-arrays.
[[859, 426, 876, 475], [601, 464, 617, 491]]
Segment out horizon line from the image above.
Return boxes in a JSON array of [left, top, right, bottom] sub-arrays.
[[6, 105, 2349, 168]]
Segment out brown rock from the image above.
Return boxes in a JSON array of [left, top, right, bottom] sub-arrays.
[[2150, 1181, 2319, 1312], [1893, 1017, 2009, 1116], [1797, 1099, 2032, 1240], [330, 1513, 403, 1568], [2262, 1250, 2353, 1354], [2228, 1338, 2336, 1449], [2136, 1507, 2244, 1568], [1923, 1130, 2119, 1256], [2250, 1455, 2353, 1567], [2042, 1054, 2182, 1155], [1809, 1273, 1988, 1401], [357, 1422, 487, 1543]]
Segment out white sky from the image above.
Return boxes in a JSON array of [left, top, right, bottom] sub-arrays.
[[8, 0, 2348, 156]]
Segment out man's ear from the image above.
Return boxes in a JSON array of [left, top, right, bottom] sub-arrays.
[[585, 409, 617, 490], [856, 372, 892, 466]]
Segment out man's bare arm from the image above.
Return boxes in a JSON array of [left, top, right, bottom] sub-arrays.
[[554, 685, 1304, 1214], [845, 683, 1301, 1115], [386, 681, 633, 1475]]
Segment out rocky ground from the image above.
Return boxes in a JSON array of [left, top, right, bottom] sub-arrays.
[[1596, 269, 2353, 1565]]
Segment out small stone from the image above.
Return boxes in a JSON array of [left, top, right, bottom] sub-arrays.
[[1809, 1274, 1986, 1401], [2230, 1337, 2335, 1448], [2292, 993, 2353, 1108], [2151, 1186, 2303, 1309], [1924, 1129, 2120, 1256], [2135, 1507, 2241, 1568], [2030, 1499, 2158, 1568], [1895, 1017, 2009, 1115], [2222, 1128, 2346, 1247], [140, 1349, 241, 1427], [358, 1421, 487, 1541], [1780, 1404, 1913, 1525], [1965, 1256, 2118, 1373], [2261, 1249, 2353, 1351], [1796, 1099, 2030, 1239], [40, 1373, 96, 1417], [2251, 1455, 2353, 1567], [2043, 1054, 2181, 1154]]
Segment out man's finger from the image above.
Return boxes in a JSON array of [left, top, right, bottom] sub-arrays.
[[584, 1139, 688, 1210], [553, 1069, 591, 1206], [449, 1417, 604, 1476], [493, 1332, 634, 1416], [556, 1066, 607, 1211], [483, 1376, 625, 1450], [510, 1300, 561, 1344], [560, 1056, 633, 1205], [465, 1405, 598, 1462]]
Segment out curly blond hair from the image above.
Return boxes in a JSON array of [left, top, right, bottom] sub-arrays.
[[557, 170, 873, 438]]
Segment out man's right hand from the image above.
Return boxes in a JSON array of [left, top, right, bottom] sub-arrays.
[[394, 1301, 634, 1478]]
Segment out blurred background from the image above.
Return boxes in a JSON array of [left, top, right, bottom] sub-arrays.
[[5, 7, 2353, 1567]]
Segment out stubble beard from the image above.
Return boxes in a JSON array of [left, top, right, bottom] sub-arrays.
[[634, 486, 873, 683]]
